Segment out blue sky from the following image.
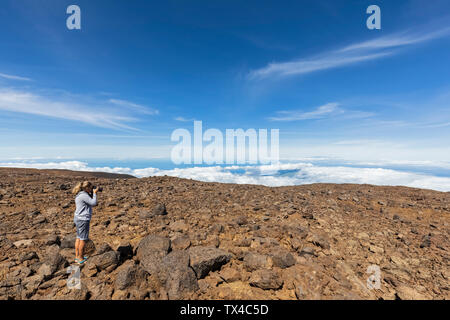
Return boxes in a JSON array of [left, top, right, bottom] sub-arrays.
[[0, 0, 449, 163]]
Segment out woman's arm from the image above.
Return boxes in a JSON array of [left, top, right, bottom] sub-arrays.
[[81, 192, 97, 207]]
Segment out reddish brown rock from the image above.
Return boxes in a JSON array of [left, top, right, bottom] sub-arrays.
[[0, 167, 448, 300]]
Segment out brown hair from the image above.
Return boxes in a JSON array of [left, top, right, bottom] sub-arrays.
[[72, 181, 93, 195]]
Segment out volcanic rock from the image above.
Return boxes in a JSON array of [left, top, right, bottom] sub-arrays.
[[249, 269, 283, 290], [0, 168, 448, 300], [243, 252, 271, 271], [152, 203, 167, 216], [115, 260, 147, 290], [165, 266, 199, 300], [171, 235, 191, 250], [60, 234, 76, 249], [86, 251, 119, 271], [136, 235, 171, 274], [189, 246, 232, 279]]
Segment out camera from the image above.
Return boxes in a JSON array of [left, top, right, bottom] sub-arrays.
[[93, 186, 103, 192]]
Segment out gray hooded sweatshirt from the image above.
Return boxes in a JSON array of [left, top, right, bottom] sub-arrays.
[[74, 191, 97, 221]]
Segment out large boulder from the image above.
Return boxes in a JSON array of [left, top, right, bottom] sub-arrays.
[[189, 246, 231, 279], [115, 260, 147, 290], [148, 250, 200, 299], [139, 252, 163, 275], [40, 245, 68, 275], [136, 235, 171, 274], [158, 250, 190, 282], [162, 250, 190, 271], [86, 251, 119, 271], [165, 267, 199, 300], [136, 235, 171, 259]]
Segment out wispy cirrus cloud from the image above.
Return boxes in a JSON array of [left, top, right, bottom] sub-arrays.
[[269, 103, 341, 121], [0, 72, 32, 81], [249, 26, 450, 80], [249, 52, 392, 80], [0, 88, 141, 131], [420, 122, 450, 128], [268, 102, 375, 122], [174, 116, 196, 122], [339, 26, 450, 52], [108, 99, 159, 115]]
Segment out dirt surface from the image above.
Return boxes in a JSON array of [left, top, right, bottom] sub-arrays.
[[0, 167, 448, 300]]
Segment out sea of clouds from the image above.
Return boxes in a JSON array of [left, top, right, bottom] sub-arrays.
[[0, 160, 449, 192]]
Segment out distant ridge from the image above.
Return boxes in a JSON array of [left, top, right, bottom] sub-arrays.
[[0, 167, 137, 179]]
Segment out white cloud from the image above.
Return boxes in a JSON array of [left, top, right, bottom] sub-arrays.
[[332, 139, 391, 146], [0, 88, 140, 131], [417, 121, 450, 129], [269, 102, 341, 121], [0, 72, 31, 81], [249, 26, 450, 80], [249, 52, 391, 80], [339, 26, 450, 52], [1, 160, 449, 192], [174, 116, 196, 122], [109, 99, 159, 115], [268, 102, 374, 122], [350, 159, 450, 170]]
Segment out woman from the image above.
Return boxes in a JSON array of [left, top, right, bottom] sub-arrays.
[[72, 181, 99, 264]]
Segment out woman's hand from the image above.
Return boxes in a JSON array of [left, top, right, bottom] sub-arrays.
[[93, 187, 100, 194]]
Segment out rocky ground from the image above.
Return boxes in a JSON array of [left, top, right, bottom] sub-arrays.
[[0, 167, 448, 300]]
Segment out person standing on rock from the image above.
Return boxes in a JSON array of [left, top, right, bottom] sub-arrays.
[[72, 181, 99, 264]]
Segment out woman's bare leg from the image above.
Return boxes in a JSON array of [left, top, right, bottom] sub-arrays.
[[75, 238, 80, 260], [79, 240, 85, 259]]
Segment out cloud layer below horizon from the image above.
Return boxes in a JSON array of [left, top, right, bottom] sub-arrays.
[[0, 160, 449, 192]]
